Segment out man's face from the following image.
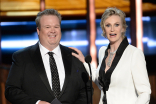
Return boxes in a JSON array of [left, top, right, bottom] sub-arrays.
[[37, 15, 61, 51]]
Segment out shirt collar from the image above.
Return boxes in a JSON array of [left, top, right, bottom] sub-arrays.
[[39, 42, 61, 57]]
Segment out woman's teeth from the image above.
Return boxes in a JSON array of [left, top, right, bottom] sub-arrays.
[[110, 33, 116, 36]]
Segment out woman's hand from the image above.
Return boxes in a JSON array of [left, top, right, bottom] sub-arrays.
[[69, 47, 85, 63]]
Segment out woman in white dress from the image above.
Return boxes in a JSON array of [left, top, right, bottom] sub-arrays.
[[70, 7, 151, 104]]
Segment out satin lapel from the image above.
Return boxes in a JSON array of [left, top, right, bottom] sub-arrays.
[[104, 37, 129, 90], [58, 44, 72, 99], [29, 42, 54, 96]]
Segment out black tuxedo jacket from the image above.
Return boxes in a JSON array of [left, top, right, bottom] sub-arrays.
[[5, 43, 91, 104]]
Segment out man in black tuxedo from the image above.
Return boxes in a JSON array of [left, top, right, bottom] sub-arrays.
[[5, 9, 91, 104]]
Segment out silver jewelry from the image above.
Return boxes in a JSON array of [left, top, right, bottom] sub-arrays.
[[107, 49, 117, 67]]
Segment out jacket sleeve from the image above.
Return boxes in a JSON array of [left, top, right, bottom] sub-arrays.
[[131, 49, 151, 104], [5, 52, 38, 104], [83, 46, 106, 90], [74, 63, 92, 104]]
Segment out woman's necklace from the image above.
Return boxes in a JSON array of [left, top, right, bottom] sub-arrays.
[[107, 49, 117, 67]]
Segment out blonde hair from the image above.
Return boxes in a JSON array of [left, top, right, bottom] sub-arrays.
[[100, 7, 127, 38]]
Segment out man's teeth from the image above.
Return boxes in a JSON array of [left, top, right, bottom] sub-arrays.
[[49, 35, 56, 37]]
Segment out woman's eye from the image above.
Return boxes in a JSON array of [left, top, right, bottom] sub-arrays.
[[46, 27, 50, 28], [106, 24, 110, 27], [115, 24, 119, 27]]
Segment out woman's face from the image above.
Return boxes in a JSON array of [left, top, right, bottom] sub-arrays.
[[103, 15, 124, 44]]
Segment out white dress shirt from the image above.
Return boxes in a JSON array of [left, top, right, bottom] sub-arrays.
[[36, 43, 65, 104], [39, 42, 65, 90]]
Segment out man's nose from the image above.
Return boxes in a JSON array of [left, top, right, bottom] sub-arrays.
[[50, 27, 55, 33]]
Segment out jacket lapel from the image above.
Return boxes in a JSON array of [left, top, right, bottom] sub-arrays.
[[58, 44, 72, 99], [29, 42, 54, 96], [99, 37, 129, 91]]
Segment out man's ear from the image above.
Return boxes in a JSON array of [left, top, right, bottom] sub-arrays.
[[37, 27, 40, 35]]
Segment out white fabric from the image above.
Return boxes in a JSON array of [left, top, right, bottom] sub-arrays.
[[36, 100, 40, 104], [39, 42, 65, 90], [83, 45, 151, 104], [36, 43, 65, 104]]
